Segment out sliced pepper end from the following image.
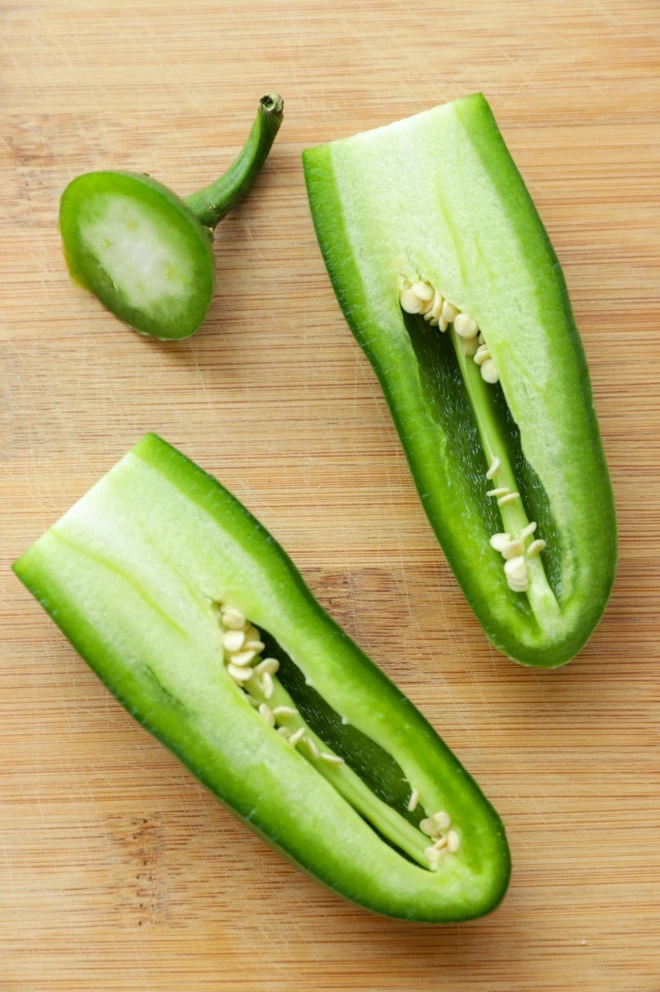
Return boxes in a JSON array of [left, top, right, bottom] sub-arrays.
[[59, 171, 215, 340], [13, 432, 510, 922], [59, 94, 283, 339]]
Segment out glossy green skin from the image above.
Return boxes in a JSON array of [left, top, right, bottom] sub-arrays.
[[13, 434, 510, 923], [60, 172, 215, 340], [303, 93, 617, 668]]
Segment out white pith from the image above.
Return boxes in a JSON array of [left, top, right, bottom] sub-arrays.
[[79, 194, 194, 314]]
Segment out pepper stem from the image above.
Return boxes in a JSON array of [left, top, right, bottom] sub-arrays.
[[184, 93, 284, 230], [450, 329, 560, 625]]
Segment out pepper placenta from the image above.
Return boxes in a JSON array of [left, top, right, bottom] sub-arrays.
[[13, 433, 510, 922], [59, 93, 283, 340], [303, 93, 616, 668]]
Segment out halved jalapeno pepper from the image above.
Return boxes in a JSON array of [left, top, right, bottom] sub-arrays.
[[13, 433, 510, 922], [303, 93, 616, 667]]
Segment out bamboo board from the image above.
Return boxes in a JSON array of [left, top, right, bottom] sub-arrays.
[[1, 1, 659, 989]]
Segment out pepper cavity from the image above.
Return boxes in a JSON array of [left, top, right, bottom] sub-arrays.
[[399, 278, 557, 608], [218, 601, 461, 872]]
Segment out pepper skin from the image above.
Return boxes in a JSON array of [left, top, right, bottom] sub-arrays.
[[13, 434, 510, 923], [59, 94, 283, 340], [303, 93, 616, 668]]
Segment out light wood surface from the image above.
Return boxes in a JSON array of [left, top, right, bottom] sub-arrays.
[[2, 1, 659, 989]]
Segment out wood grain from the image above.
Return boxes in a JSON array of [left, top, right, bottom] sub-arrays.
[[1, 1, 659, 989]]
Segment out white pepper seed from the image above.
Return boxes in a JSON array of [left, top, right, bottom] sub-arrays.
[[273, 705, 297, 717], [223, 629, 246, 653], [474, 345, 491, 366], [486, 457, 501, 480], [227, 663, 255, 683], [425, 845, 447, 870], [426, 291, 444, 323], [501, 539, 524, 560], [498, 492, 521, 506], [441, 300, 459, 324], [447, 829, 461, 853], [256, 657, 279, 675], [504, 555, 529, 592], [400, 288, 424, 314], [433, 810, 451, 830], [462, 335, 479, 356], [244, 640, 265, 653], [411, 281, 434, 302], [520, 521, 537, 540], [277, 726, 292, 738], [258, 703, 275, 727], [504, 555, 527, 582], [527, 539, 547, 557], [289, 727, 305, 747], [487, 487, 510, 498], [490, 532, 511, 552], [304, 737, 320, 759], [229, 649, 258, 667], [261, 672, 274, 699], [454, 312, 478, 338], [407, 789, 420, 813], [222, 608, 246, 630], [420, 818, 437, 837], [320, 752, 344, 765], [480, 359, 500, 384]]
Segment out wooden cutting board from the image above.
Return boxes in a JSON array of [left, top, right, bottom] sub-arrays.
[[2, 1, 659, 989]]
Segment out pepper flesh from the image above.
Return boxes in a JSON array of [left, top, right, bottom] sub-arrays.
[[59, 93, 283, 340], [13, 433, 510, 923], [303, 93, 616, 668]]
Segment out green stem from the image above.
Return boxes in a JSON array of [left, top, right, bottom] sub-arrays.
[[450, 329, 560, 624], [185, 93, 283, 230], [245, 670, 432, 869]]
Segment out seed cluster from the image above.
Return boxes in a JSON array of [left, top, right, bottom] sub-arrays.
[[399, 280, 549, 596], [219, 605, 344, 766], [419, 810, 461, 869], [399, 280, 499, 384], [489, 516, 547, 593]]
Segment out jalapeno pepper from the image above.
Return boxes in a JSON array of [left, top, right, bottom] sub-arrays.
[[59, 94, 283, 340], [303, 93, 616, 668], [13, 433, 510, 923]]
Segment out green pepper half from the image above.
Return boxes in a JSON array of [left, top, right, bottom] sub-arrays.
[[13, 434, 510, 922], [303, 93, 616, 668], [60, 94, 283, 340]]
